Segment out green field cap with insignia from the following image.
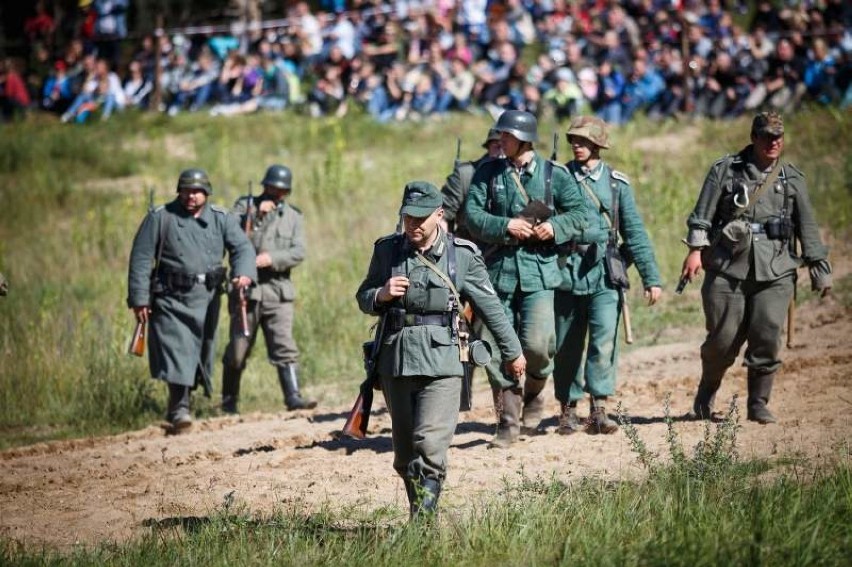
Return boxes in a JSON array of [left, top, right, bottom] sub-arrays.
[[400, 181, 443, 217], [751, 111, 784, 137], [566, 115, 610, 149]]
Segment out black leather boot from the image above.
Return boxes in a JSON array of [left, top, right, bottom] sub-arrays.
[[688, 369, 725, 420], [277, 364, 317, 410], [489, 386, 522, 448], [747, 371, 777, 424], [221, 366, 242, 414], [521, 376, 547, 434], [166, 384, 192, 432]]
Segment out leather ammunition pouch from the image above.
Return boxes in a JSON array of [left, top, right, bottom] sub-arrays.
[[763, 217, 794, 241], [604, 240, 630, 289]]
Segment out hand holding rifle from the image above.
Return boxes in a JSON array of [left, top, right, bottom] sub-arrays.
[[128, 186, 157, 357], [237, 181, 254, 338]]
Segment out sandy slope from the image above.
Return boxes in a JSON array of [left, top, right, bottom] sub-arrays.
[[1, 287, 850, 551]]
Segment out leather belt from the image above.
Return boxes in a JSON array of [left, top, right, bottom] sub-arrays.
[[402, 313, 452, 327], [750, 223, 766, 234]]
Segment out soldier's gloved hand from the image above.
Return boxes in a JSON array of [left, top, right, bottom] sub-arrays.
[[232, 276, 252, 290], [132, 305, 150, 324], [645, 286, 662, 306], [256, 252, 272, 268], [377, 276, 410, 303], [680, 248, 703, 281], [532, 221, 555, 241], [506, 354, 527, 379], [507, 218, 534, 241]]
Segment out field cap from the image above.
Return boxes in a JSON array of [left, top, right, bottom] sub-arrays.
[[567, 115, 611, 149], [751, 111, 784, 137], [400, 181, 442, 217]]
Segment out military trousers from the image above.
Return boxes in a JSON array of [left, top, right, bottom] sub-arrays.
[[381, 374, 462, 483], [489, 287, 555, 389], [553, 287, 621, 403], [223, 293, 299, 372], [700, 271, 795, 377]]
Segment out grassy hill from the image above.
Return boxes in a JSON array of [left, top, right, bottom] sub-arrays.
[[0, 107, 849, 446]]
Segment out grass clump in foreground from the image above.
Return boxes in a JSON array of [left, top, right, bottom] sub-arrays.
[[3, 403, 850, 566]]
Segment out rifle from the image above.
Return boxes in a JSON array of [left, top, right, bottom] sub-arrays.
[[237, 181, 253, 338], [675, 274, 690, 295], [128, 187, 156, 357], [342, 314, 388, 439], [551, 132, 558, 161], [455, 136, 462, 166], [620, 288, 634, 345]]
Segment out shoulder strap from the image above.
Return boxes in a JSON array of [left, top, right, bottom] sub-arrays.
[[734, 159, 783, 218], [544, 160, 554, 211], [579, 177, 612, 230], [610, 178, 621, 242], [414, 249, 461, 308], [155, 209, 172, 275]]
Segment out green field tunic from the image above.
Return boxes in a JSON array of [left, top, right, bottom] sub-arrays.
[[127, 200, 256, 393]]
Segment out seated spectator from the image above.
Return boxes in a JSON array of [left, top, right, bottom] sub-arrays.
[[472, 40, 517, 106], [41, 60, 75, 114], [123, 59, 152, 110], [543, 67, 584, 120], [367, 61, 405, 123], [804, 38, 840, 105], [435, 55, 475, 113], [746, 38, 807, 112], [0, 58, 32, 122], [210, 53, 264, 116], [694, 51, 746, 119], [167, 49, 219, 114], [593, 59, 625, 125], [621, 57, 665, 121], [61, 57, 126, 123], [308, 65, 345, 117]]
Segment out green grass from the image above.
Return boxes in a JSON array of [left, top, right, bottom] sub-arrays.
[[2, 459, 849, 566], [0, 107, 849, 447]]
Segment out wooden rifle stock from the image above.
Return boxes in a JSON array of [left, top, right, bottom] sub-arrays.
[[238, 287, 250, 338], [128, 320, 146, 356], [342, 315, 386, 439], [620, 288, 634, 345]]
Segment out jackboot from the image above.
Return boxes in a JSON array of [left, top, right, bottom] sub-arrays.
[[688, 369, 725, 420], [408, 477, 441, 520], [747, 371, 777, 424], [489, 386, 522, 448], [556, 402, 581, 435], [587, 397, 618, 435], [521, 376, 547, 434], [277, 363, 317, 410], [221, 366, 242, 415], [166, 384, 192, 432]]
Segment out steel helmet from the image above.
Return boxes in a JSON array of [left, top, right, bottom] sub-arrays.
[[176, 168, 213, 195], [494, 110, 538, 143], [566, 115, 611, 149], [260, 164, 293, 190]]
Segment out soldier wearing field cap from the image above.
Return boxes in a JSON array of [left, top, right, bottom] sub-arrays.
[[128, 168, 256, 432], [221, 165, 316, 415], [680, 112, 832, 424], [357, 181, 525, 519], [464, 110, 587, 447], [554, 116, 662, 435]]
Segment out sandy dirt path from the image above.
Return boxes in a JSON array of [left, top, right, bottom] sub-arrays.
[[1, 289, 850, 551]]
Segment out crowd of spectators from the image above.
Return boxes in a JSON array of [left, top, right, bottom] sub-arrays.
[[2, 0, 851, 126]]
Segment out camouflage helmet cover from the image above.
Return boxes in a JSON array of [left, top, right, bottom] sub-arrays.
[[566, 115, 611, 149], [494, 110, 539, 143], [176, 168, 213, 194], [751, 111, 784, 137], [261, 164, 293, 190]]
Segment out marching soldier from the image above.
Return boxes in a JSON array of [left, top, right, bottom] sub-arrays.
[[680, 112, 832, 423], [356, 181, 525, 519], [464, 110, 587, 447], [127, 169, 256, 432], [221, 165, 316, 414], [554, 116, 662, 435]]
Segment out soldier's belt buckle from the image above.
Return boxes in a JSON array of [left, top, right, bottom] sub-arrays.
[[195, 273, 207, 284]]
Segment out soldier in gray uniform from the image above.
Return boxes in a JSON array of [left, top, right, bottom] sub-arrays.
[[440, 128, 503, 239], [464, 110, 587, 448], [680, 112, 832, 424], [554, 116, 662, 435], [221, 165, 316, 413], [128, 169, 257, 432], [356, 181, 526, 518]]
